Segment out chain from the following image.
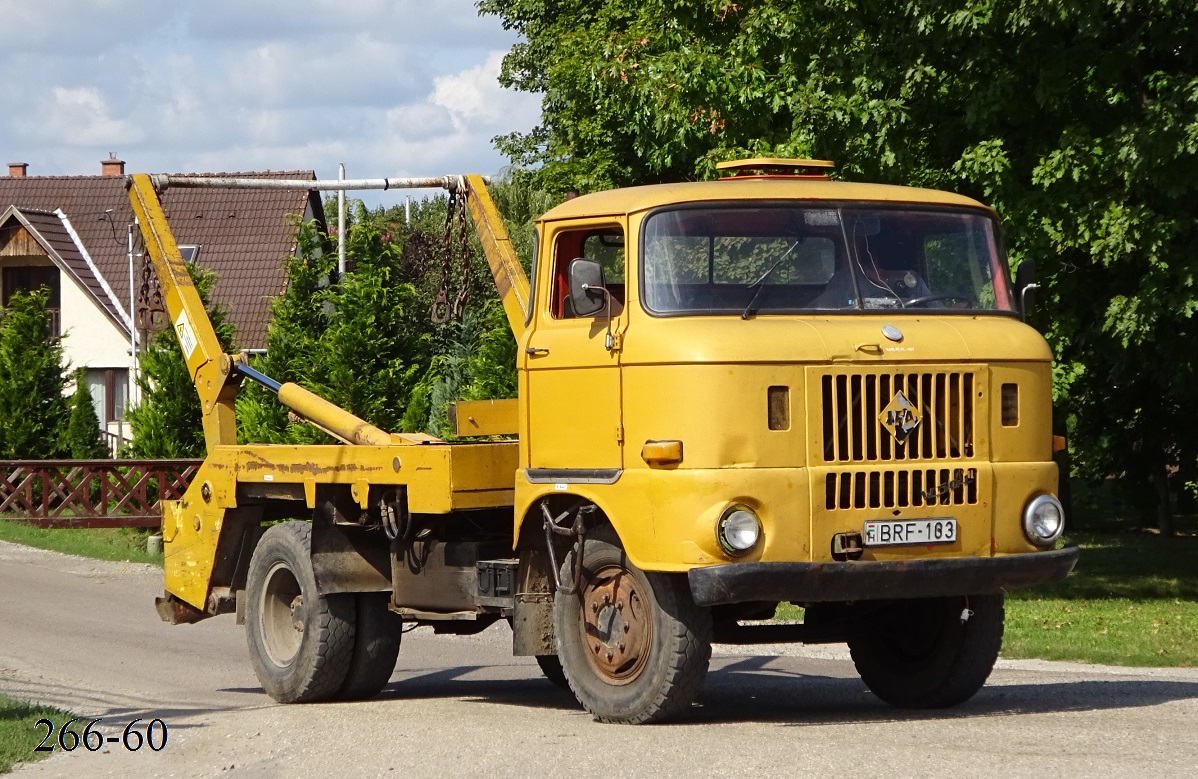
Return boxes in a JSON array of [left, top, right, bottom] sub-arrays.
[[431, 191, 456, 323], [135, 251, 169, 332], [430, 182, 473, 323]]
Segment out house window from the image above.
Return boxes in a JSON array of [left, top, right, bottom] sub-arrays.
[[86, 368, 128, 425], [2, 266, 61, 336], [178, 245, 201, 264]]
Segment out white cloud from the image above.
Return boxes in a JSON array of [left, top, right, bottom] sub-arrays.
[[433, 51, 525, 126], [0, 0, 541, 203], [23, 86, 145, 147], [0, 1, 170, 54], [184, 0, 510, 49]]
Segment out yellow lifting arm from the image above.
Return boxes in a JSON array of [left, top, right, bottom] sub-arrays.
[[462, 174, 530, 340], [127, 173, 239, 449]]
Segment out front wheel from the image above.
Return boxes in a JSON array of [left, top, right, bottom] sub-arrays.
[[848, 594, 1004, 709], [554, 525, 712, 724]]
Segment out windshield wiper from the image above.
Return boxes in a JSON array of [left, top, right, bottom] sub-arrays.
[[742, 240, 801, 319]]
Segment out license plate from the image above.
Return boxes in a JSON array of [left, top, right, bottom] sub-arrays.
[[863, 518, 957, 547]]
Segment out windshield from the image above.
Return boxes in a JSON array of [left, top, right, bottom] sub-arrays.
[[641, 204, 1015, 316]]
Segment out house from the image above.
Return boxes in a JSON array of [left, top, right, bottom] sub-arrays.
[[0, 157, 324, 452]]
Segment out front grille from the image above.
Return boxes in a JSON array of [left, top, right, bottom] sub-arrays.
[[820, 371, 976, 462], [825, 467, 979, 511]]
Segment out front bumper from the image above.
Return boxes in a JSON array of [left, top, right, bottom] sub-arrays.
[[688, 547, 1079, 607]]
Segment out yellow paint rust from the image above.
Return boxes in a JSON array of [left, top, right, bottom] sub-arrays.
[[160, 442, 519, 609]]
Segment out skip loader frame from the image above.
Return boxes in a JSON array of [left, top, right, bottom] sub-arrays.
[[129, 161, 1077, 724]]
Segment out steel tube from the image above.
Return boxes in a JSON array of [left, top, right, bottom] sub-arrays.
[[145, 174, 479, 192], [337, 163, 346, 276]]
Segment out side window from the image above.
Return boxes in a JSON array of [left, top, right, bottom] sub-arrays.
[[549, 226, 625, 319]]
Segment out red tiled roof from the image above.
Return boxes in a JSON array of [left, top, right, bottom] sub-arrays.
[[0, 171, 322, 349]]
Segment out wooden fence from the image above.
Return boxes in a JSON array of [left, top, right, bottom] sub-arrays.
[[0, 460, 203, 528]]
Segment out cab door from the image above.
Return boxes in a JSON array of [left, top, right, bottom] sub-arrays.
[[523, 220, 627, 475]]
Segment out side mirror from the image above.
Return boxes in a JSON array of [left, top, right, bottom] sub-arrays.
[[1015, 259, 1038, 318], [568, 258, 607, 317]]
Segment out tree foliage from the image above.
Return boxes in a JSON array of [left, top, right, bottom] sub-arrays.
[[0, 288, 70, 459], [127, 266, 236, 458], [482, 0, 1198, 526], [238, 213, 428, 443]]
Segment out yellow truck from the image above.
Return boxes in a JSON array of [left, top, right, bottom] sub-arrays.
[[127, 159, 1077, 724]]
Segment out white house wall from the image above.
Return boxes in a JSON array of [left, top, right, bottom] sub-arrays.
[[59, 265, 131, 371]]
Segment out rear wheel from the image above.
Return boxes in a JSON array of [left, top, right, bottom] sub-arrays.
[[554, 525, 712, 724], [534, 655, 569, 689], [245, 521, 356, 703], [848, 594, 1003, 709], [336, 593, 402, 700]]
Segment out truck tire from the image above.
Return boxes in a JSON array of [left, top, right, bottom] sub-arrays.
[[245, 521, 357, 703], [848, 594, 1004, 709], [554, 525, 712, 724], [335, 593, 402, 701], [535, 655, 569, 690]]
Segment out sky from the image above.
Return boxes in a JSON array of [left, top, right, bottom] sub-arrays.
[[0, 0, 541, 203]]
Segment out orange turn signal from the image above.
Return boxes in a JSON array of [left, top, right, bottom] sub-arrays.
[[1052, 435, 1067, 452], [641, 439, 683, 465]]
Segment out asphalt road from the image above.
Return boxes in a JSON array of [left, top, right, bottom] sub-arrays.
[[2, 540, 1197, 778]]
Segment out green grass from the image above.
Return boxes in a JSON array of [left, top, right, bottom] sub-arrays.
[[776, 530, 1198, 667], [0, 519, 161, 565], [1001, 530, 1198, 666], [1002, 597, 1197, 666], [0, 694, 72, 774]]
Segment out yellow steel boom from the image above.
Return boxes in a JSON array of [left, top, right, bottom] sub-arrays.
[[128, 173, 240, 448]]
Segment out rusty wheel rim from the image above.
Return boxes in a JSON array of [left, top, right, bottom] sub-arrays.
[[578, 563, 653, 685]]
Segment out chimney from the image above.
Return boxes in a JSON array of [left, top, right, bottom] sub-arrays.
[[101, 153, 125, 177], [7, 162, 27, 177]]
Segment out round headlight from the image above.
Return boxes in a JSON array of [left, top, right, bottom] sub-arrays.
[[718, 506, 761, 556], [1022, 494, 1065, 546]]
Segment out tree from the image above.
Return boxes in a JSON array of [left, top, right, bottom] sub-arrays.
[[127, 266, 236, 458], [238, 210, 431, 443], [63, 368, 109, 459], [0, 288, 69, 459], [482, 0, 1198, 529]]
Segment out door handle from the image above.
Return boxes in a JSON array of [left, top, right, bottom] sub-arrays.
[[525, 346, 550, 355]]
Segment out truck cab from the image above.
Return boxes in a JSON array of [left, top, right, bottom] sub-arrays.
[[513, 160, 1076, 721]]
